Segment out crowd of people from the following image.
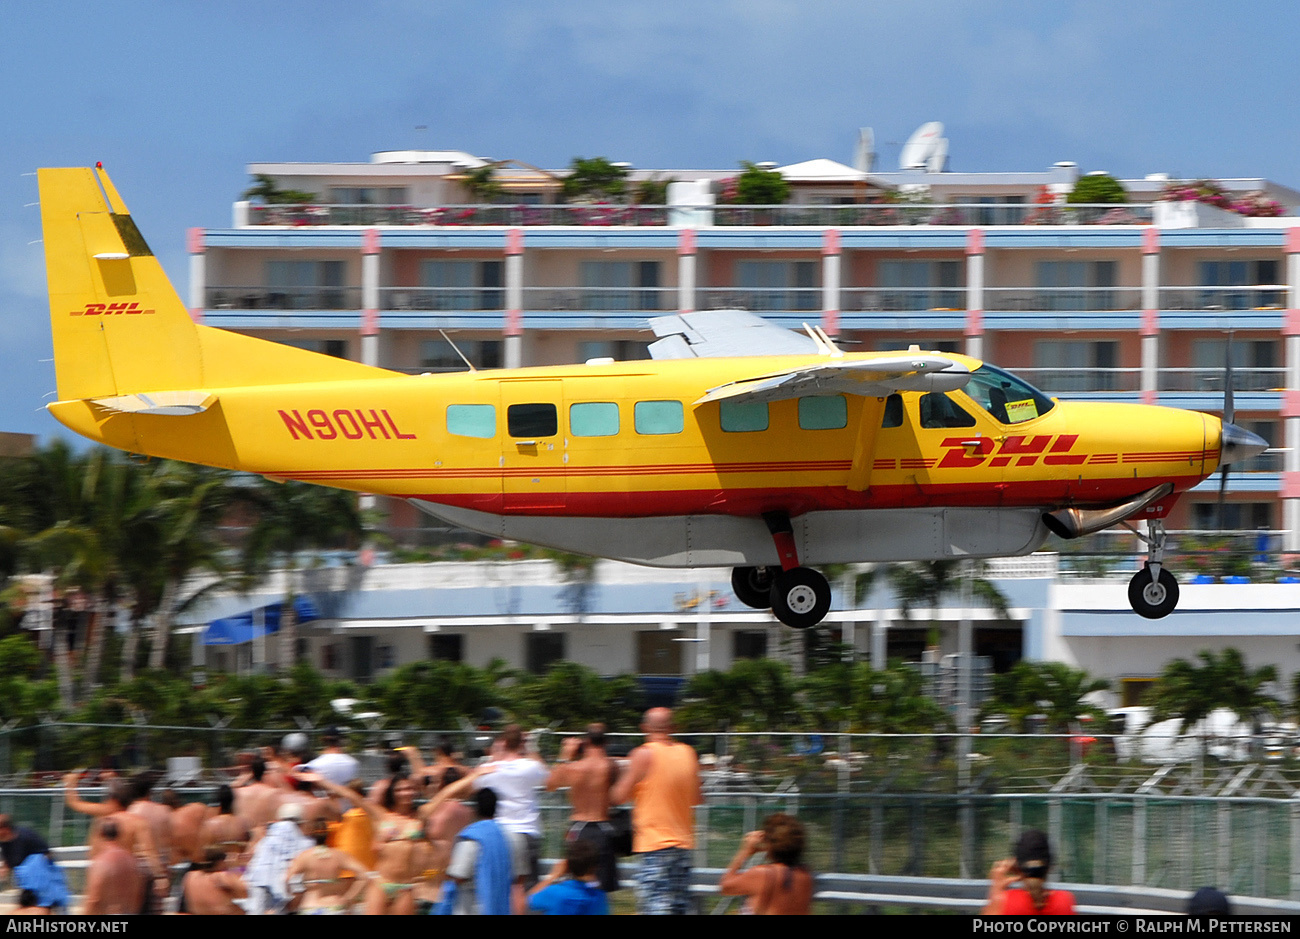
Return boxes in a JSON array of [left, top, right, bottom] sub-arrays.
[[1, 709, 1237, 917], [0, 706, 813, 916]]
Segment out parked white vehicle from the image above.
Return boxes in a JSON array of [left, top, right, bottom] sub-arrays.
[[1110, 706, 1256, 763]]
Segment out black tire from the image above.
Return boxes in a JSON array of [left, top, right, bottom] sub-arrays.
[[731, 566, 775, 609], [1128, 564, 1179, 619], [770, 567, 831, 629]]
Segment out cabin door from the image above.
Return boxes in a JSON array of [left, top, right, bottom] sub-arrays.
[[500, 380, 566, 512]]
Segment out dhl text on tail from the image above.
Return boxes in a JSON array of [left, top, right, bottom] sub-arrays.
[[38, 166, 1268, 628]]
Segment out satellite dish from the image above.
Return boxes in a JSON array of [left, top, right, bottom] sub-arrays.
[[926, 137, 949, 173], [854, 127, 875, 173], [899, 121, 944, 170]]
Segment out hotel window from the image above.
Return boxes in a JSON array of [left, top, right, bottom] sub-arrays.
[[525, 632, 566, 673], [428, 634, 464, 663], [419, 260, 503, 311], [421, 338, 501, 372], [1034, 260, 1116, 311], [1198, 260, 1282, 310], [1034, 340, 1118, 392], [877, 260, 963, 311], [329, 187, 407, 204], [1190, 339, 1277, 391], [735, 261, 818, 312], [266, 260, 348, 310], [579, 261, 662, 311], [281, 339, 349, 359]]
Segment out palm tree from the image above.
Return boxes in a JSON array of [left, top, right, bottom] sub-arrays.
[[887, 560, 1009, 619], [144, 462, 238, 670], [240, 478, 362, 669], [1149, 648, 1280, 733], [988, 661, 1109, 733]]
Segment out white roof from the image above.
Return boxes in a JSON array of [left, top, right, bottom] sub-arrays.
[[776, 158, 869, 182]]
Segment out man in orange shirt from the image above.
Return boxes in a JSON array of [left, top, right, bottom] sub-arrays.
[[611, 707, 701, 915]]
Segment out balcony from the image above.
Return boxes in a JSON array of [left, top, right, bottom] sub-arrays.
[[984, 286, 1142, 313], [1158, 285, 1287, 311], [841, 287, 965, 312], [1157, 367, 1285, 393], [1014, 367, 1141, 395], [697, 287, 821, 314], [520, 286, 672, 312], [237, 201, 1160, 229], [381, 287, 504, 312], [205, 285, 361, 310]]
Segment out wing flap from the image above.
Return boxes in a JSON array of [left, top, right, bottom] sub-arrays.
[[89, 390, 218, 416], [695, 354, 971, 405]]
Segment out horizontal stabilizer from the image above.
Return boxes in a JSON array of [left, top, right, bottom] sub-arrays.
[[89, 391, 218, 416], [648, 310, 820, 359], [695, 354, 971, 405]]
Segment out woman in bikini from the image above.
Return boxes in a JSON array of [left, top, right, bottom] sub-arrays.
[[719, 813, 814, 915], [284, 818, 371, 914], [300, 771, 434, 915]]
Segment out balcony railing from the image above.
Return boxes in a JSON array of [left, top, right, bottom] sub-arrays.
[[381, 286, 504, 311], [841, 287, 965, 312], [1156, 367, 1285, 393], [698, 287, 821, 314], [1013, 367, 1142, 394], [984, 286, 1142, 312], [240, 202, 1160, 228], [205, 285, 361, 310], [519, 286, 673, 312], [1158, 285, 1287, 311]]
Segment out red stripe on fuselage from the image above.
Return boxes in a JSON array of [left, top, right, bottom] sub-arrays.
[[401, 475, 1206, 518]]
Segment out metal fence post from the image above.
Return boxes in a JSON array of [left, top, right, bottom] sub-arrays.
[[1133, 797, 1146, 885]]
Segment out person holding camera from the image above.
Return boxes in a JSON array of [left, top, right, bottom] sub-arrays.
[[547, 722, 622, 893], [983, 829, 1076, 915], [719, 813, 813, 915]]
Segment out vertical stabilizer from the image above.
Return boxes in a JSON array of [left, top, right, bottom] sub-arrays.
[[40, 166, 203, 401]]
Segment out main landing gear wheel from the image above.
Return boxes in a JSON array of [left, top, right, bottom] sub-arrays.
[[1128, 563, 1179, 619], [769, 567, 832, 630], [731, 566, 776, 609]]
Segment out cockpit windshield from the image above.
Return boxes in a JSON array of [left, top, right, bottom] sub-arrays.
[[963, 365, 1055, 425]]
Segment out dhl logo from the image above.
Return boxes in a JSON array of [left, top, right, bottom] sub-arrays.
[[937, 434, 1087, 469], [69, 302, 155, 316], [279, 408, 417, 441]]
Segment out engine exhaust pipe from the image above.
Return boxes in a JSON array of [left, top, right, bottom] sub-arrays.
[[1042, 482, 1175, 540]]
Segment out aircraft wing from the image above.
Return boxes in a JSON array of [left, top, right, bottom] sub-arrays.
[[648, 310, 820, 359], [694, 354, 971, 405]]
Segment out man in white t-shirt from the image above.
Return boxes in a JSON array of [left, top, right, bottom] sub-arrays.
[[472, 724, 548, 914], [305, 727, 359, 786]]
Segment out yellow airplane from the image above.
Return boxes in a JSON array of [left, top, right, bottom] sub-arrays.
[[38, 166, 1268, 628]]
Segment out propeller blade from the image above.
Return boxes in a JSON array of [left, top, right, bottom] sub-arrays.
[[1223, 331, 1235, 426], [1217, 461, 1230, 530]]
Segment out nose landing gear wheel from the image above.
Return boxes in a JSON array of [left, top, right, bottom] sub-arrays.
[[1128, 563, 1179, 619], [769, 567, 832, 629], [731, 566, 776, 610]]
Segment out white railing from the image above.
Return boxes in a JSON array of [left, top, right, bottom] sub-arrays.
[[984, 286, 1143, 312], [1159, 285, 1287, 311]]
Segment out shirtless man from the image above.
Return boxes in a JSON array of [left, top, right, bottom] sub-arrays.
[[179, 848, 246, 915], [82, 820, 145, 915], [63, 773, 168, 905], [233, 758, 285, 832], [168, 792, 214, 866], [547, 722, 621, 892], [200, 785, 252, 866], [127, 772, 174, 870], [423, 768, 474, 882]]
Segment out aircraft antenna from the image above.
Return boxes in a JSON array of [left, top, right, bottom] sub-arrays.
[[802, 323, 842, 357], [438, 329, 476, 372], [812, 325, 843, 358]]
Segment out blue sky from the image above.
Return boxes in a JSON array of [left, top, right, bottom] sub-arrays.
[[2, 0, 1298, 438]]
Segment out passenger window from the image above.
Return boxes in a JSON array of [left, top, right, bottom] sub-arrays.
[[634, 400, 684, 435], [446, 404, 496, 439], [881, 394, 903, 428], [919, 392, 976, 428], [507, 403, 557, 438], [798, 395, 847, 430], [720, 400, 769, 433], [570, 402, 619, 437]]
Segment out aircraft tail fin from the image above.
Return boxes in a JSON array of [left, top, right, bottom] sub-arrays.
[[41, 166, 389, 404], [40, 166, 205, 401]]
